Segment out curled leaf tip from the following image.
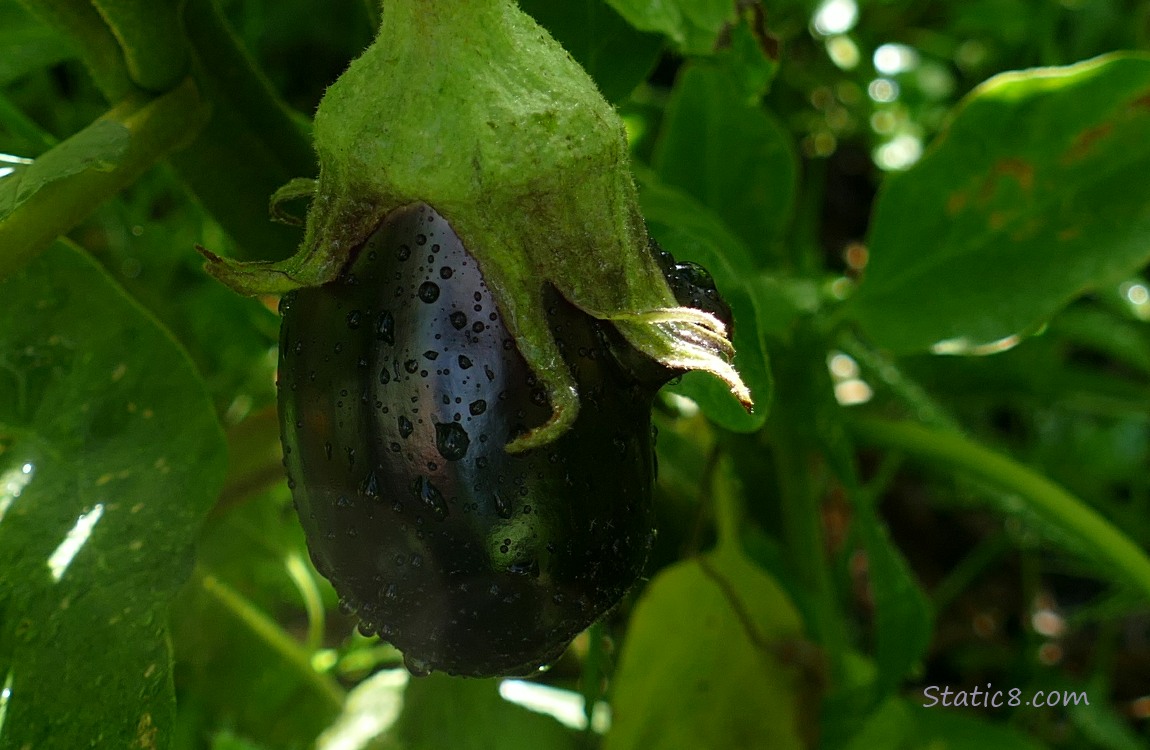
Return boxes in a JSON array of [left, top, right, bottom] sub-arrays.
[[198, 250, 303, 297], [613, 311, 753, 412], [504, 382, 581, 454]]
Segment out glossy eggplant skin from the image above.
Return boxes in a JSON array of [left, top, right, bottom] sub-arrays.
[[278, 204, 663, 677]]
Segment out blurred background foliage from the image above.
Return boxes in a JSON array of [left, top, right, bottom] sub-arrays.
[[2, 0, 1150, 748]]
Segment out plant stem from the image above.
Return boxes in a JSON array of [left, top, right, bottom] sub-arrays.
[[769, 426, 846, 680], [848, 416, 1150, 602], [191, 569, 345, 711], [0, 78, 209, 278]]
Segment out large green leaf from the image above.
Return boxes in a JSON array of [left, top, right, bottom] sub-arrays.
[[653, 63, 797, 261], [0, 241, 227, 748], [851, 53, 1150, 354], [605, 546, 811, 750], [638, 171, 772, 431], [518, 0, 663, 103]]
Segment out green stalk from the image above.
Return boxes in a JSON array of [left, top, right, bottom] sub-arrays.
[[848, 416, 1150, 601], [16, 0, 136, 98], [0, 78, 209, 278], [91, 0, 190, 92], [20, 0, 315, 262], [769, 427, 846, 679], [191, 570, 345, 711]]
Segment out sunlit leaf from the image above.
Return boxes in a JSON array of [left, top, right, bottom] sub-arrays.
[[605, 546, 813, 750], [851, 53, 1150, 354], [0, 241, 226, 748]]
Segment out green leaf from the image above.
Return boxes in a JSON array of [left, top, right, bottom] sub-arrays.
[[0, 3, 75, 86], [910, 706, 1046, 749], [714, 9, 779, 101], [605, 546, 812, 750], [0, 241, 227, 749], [638, 171, 772, 430], [387, 674, 576, 749], [851, 52, 1150, 354], [0, 118, 128, 219], [604, 0, 737, 55], [855, 501, 932, 698], [518, 0, 664, 103], [653, 63, 797, 260]]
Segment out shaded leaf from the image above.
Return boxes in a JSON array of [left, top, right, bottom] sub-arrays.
[[654, 63, 796, 261], [910, 705, 1046, 749], [605, 546, 811, 750], [851, 53, 1150, 353], [0, 241, 227, 749], [518, 0, 664, 103], [605, 0, 737, 55], [855, 501, 932, 699], [0, 3, 75, 86], [638, 171, 772, 430]]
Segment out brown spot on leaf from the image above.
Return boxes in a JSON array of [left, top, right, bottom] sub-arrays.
[[946, 191, 968, 216], [991, 158, 1034, 191], [1131, 90, 1150, 110], [1057, 226, 1082, 242], [716, 1, 780, 61], [1061, 122, 1113, 164]]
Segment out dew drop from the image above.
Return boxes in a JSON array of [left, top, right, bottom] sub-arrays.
[[508, 559, 540, 578], [324, 442, 333, 460], [440, 266, 454, 279], [379, 367, 392, 384], [469, 400, 487, 416], [405, 654, 432, 677], [449, 311, 467, 330], [397, 245, 411, 261], [346, 310, 362, 329], [418, 282, 440, 303], [404, 359, 419, 374], [360, 469, 379, 498], [376, 312, 395, 344], [458, 355, 473, 370], [412, 476, 449, 520], [434, 422, 471, 461], [423, 350, 439, 361], [398, 415, 414, 438], [494, 493, 513, 519]]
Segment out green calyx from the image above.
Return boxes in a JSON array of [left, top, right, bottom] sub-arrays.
[[203, 0, 751, 451]]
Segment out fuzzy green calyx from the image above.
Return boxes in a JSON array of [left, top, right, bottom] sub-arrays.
[[203, 0, 751, 450]]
